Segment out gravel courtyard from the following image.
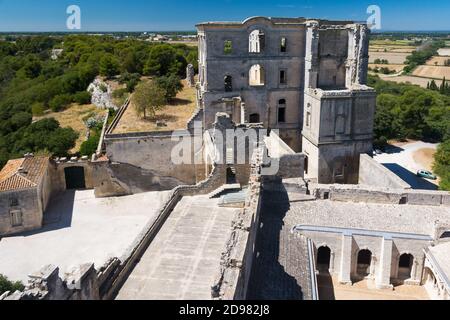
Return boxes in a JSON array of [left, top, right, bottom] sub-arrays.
[[0, 190, 170, 282]]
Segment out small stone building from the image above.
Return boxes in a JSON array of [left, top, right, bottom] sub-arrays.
[[0, 156, 52, 236]]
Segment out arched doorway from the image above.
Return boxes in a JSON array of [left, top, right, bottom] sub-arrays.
[[64, 167, 86, 190], [357, 249, 372, 278], [398, 253, 414, 280], [317, 246, 331, 273]]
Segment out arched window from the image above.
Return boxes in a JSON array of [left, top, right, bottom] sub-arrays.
[[224, 75, 233, 92], [440, 231, 450, 239], [249, 113, 260, 123], [278, 99, 286, 123], [357, 249, 372, 277], [249, 30, 265, 53], [280, 37, 287, 52], [249, 64, 265, 86]]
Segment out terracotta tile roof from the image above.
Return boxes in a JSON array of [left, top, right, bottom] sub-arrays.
[[0, 157, 49, 192]]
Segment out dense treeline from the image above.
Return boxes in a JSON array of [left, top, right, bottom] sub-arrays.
[[369, 75, 450, 190], [403, 40, 446, 74], [0, 35, 198, 167]]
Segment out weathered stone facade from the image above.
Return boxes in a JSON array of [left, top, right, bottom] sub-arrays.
[[197, 17, 376, 184]]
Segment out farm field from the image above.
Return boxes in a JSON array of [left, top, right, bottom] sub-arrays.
[[377, 74, 432, 88], [368, 63, 406, 72], [426, 56, 450, 66], [369, 52, 410, 64], [412, 65, 450, 79], [437, 48, 450, 56], [33, 104, 107, 153]]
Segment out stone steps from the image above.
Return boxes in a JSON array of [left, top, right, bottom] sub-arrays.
[[208, 183, 242, 199]]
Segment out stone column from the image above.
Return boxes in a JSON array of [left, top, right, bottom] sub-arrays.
[[369, 255, 377, 279], [186, 64, 195, 88], [339, 234, 353, 285], [330, 251, 335, 274], [304, 21, 319, 89], [376, 237, 394, 289]]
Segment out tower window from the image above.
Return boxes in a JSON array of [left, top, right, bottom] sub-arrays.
[[278, 99, 286, 123], [10, 198, 19, 207], [280, 37, 287, 52], [224, 40, 232, 54], [280, 70, 287, 84], [224, 75, 233, 92], [249, 30, 265, 53], [249, 64, 265, 86]]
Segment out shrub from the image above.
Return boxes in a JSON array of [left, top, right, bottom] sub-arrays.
[[31, 102, 46, 116], [0, 274, 25, 295], [80, 131, 101, 157], [49, 94, 73, 112], [73, 91, 91, 105]]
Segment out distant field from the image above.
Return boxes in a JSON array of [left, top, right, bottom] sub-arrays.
[[426, 56, 450, 66], [369, 46, 415, 53], [369, 52, 410, 64], [377, 74, 432, 88], [438, 48, 450, 56], [369, 63, 406, 72], [33, 104, 107, 153], [412, 65, 450, 79], [370, 39, 415, 46]]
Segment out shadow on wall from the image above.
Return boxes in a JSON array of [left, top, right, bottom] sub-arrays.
[[9, 191, 76, 238], [382, 163, 438, 191], [317, 273, 336, 300], [246, 186, 304, 300]]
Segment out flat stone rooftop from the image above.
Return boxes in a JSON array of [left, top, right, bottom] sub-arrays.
[[429, 241, 450, 283], [0, 190, 171, 282], [116, 195, 239, 300], [286, 199, 450, 236], [247, 190, 313, 300]]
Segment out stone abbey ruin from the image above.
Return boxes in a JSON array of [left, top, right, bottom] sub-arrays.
[[1, 17, 449, 300]]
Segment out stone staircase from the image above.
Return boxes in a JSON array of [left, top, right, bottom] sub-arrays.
[[208, 183, 242, 199]]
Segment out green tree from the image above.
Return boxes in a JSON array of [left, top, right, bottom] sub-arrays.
[[0, 274, 24, 295], [99, 54, 120, 78], [154, 75, 183, 101], [80, 132, 100, 157], [434, 140, 450, 191], [133, 81, 166, 119]]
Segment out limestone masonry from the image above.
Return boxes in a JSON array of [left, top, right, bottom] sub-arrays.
[[0, 17, 449, 301]]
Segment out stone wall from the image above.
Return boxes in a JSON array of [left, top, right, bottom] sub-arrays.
[[104, 131, 204, 189], [359, 154, 411, 189], [311, 183, 450, 206], [0, 264, 99, 301], [211, 146, 264, 300]]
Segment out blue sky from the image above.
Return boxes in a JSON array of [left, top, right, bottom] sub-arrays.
[[0, 0, 449, 32]]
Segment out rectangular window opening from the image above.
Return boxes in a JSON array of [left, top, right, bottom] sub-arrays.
[[280, 70, 287, 85], [280, 37, 287, 53], [224, 40, 232, 54]]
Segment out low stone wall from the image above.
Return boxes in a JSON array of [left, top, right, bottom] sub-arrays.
[[1, 162, 227, 301], [1, 264, 99, 301], [97, 163, 227, 300], [359, 154, 411, 189], [311, 183, 450, 206], [211, 147, 264, 300]]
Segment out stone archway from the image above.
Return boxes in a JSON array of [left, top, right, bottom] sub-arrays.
[[317, 246, 331, 273], [357, 249, 372, 278], [398, 253, 414, 281]]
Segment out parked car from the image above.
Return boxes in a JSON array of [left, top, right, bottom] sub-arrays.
[[374, 149, 383, 155], [417, 170, 437, 180]]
